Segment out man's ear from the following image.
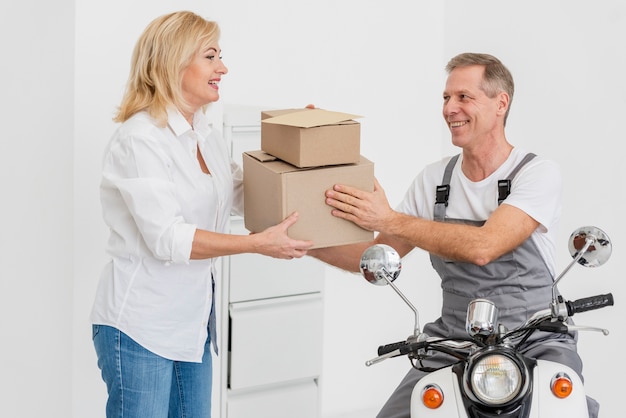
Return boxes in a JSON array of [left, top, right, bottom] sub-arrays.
[[496, 91, 510, 116]]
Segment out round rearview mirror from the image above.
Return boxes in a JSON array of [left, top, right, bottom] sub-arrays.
[[360, 244, 402, 286], [568, 226, 612, 268]]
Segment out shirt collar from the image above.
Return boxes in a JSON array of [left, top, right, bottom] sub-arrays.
[[167, 107, 212, 138], [167, 107, 191, 137]]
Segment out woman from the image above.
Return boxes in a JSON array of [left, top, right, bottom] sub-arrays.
[[91, 11, 313, 418]]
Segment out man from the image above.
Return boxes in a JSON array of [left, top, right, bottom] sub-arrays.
[[309, 53, 598, 418]]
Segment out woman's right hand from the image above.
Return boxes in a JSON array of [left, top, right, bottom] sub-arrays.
[[254, 212, 314, 259]]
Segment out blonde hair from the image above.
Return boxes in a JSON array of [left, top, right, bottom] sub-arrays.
[[114, 11, 220, 126]]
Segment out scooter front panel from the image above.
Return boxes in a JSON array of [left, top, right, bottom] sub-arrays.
[[529, 360, 589, 418], [411, 367, 468, 417], [410, 360, 590, 417]]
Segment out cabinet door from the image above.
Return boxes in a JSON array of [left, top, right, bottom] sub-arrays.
[[228, 126, 261, 167], [227, 380, 319, 418], [229, 293, 323, 390], [228, 218, 324, 302], [223, 103, 264, 167]]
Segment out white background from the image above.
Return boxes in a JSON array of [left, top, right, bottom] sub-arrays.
[[1, 0, 624, 417]]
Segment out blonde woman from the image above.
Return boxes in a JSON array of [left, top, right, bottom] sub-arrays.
[[91, 11, 313, 417]]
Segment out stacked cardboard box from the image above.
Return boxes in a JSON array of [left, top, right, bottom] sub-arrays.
[[243, 108, 375, 248]]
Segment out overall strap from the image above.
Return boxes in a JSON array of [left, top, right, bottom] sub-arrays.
[[433, 152, 538, 220], [434, 154, 459, 221], [497, 153, 537, 205]]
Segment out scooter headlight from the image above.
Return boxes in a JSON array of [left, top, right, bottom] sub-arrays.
[[468, 353, 524, 405]]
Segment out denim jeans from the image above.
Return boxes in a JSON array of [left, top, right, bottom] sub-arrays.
[[93, 324, 213, 418]]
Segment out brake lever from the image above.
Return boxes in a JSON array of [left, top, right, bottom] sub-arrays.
[[537, 319, 609, 336], [365, 350, 401, 367]]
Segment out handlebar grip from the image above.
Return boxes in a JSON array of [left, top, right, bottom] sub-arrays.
[[566, 293, 614, 316], [378, 341, 408, 356]]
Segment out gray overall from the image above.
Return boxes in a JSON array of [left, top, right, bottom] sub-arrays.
[[377, 154, 599, 418]]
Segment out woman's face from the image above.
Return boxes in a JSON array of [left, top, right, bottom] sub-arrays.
[[181, 42, 228, 111]]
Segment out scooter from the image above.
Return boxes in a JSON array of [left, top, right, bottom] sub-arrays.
[[360, 226, 613, 417]]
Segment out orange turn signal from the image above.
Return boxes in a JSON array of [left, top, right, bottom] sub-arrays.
[[551, 374, 573, 399], [422, 384, 444, 409]]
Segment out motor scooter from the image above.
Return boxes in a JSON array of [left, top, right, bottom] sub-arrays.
[[360, 226, 613, 418]]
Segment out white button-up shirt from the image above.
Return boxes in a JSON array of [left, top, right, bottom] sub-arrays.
[[91, 108, 243, 362]]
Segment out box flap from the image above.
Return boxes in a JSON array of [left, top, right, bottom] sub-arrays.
[[244, 151, 305, 175], [245, 150, 279, 163], [261, 108, 362, 128], [261, 108, 309, 120]]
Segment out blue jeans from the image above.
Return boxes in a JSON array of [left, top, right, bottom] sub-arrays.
[[92, 325, 213, 418]]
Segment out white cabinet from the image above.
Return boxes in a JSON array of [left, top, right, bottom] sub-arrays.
[[229, 293, 323, 390], [228, 380, 319, 418], [228, 219, 324, 303], [216, 104, 325, 418]]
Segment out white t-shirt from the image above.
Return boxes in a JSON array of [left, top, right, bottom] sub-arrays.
[[91, 108, 243, 362], [396, 147, 562, 276]]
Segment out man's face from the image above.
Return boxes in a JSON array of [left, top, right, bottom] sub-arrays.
[[442, 65, 505, 149]]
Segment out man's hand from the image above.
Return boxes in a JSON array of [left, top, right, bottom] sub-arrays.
[[324, 178, 395, 232]]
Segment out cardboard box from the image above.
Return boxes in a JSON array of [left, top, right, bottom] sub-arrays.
[[243, 150, 374, 249], [261, 108, 361, 168]]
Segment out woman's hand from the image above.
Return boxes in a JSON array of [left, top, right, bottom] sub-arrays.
[[254, 212, 314, 259]]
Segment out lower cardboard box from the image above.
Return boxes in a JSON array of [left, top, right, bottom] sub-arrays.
[[243, 150, 375, 249]]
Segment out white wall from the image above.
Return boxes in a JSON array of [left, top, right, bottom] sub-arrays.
[[0, 1, 74, 417], [1, 0, 623, 417]]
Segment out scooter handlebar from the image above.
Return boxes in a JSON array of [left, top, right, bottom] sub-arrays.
[[566, 293, 614, 316], [378, 341, 409, 356]]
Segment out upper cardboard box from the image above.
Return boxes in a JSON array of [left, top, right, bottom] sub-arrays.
[[262, 108, 361, 128], [261, 108, 362, 168]]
